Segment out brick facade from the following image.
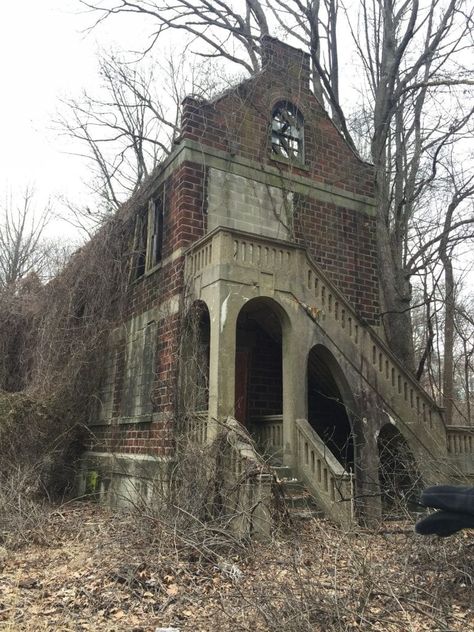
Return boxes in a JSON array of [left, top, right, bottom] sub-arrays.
[[180, 37, 379, 323], [88, 36, 380, 461], [294, 195, 379, 323], [247, 327, 283, 418]]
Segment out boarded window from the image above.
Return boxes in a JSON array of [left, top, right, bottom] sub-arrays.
[[122, 319, 156, 418], [96, 347, 118, 422]]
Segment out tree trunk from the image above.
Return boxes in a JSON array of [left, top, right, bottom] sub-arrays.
[[376, 209, 415, 371]]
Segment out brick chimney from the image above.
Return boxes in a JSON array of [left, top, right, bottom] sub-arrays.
[[261, 36, 311, 91]]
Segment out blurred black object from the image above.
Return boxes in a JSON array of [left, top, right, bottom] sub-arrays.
[[415, 485, 474, 536]]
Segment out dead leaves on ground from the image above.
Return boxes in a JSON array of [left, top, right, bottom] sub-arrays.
[[0, 502, 472, 631]]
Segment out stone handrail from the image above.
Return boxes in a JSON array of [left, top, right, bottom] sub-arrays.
[[295, 418, 353, 525], [221, 417, 274, 536], [249, 415, 283, 459], [446, 426, 474, 476], [185, 228, 447, 455]]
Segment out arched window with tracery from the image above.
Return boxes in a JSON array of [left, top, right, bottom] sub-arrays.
[[270, 101, 304, 162]]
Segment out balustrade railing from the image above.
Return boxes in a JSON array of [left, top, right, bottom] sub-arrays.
[[447, 426, 474, 456], [250, 415, 283, 461], [185, 228, 446, 445], [186, 410, 208, 444], [295, 418, 353, 525]]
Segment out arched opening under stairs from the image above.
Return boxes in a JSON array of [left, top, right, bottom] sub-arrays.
[[377, 423, 422, 517], [307, 345, 355, 473]]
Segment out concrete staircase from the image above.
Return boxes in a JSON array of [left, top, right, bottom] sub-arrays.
[[271, 464, 322, 520]]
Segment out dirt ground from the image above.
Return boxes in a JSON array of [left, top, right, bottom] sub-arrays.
[[0, 502, 472, 631]]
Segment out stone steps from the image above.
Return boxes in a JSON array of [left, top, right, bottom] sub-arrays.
[[271, 465, 323, 520]]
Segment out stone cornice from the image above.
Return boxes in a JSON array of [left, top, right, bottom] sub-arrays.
[[155, 139, 376, 216]]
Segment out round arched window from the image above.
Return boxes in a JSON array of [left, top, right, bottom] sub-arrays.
[[270, 102, 304, 162]]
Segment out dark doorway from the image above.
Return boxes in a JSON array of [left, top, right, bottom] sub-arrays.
[[307, 346, 354, 471], [235, 299, 283, 425], [378, 424, 422, 516]]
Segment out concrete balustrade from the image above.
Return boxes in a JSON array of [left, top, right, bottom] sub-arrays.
[[295, 418, 353, 525], [186, 227, 445, 443]]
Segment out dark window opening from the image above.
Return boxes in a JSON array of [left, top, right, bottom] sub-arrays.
[[149, 187, 165, 268], [130, 184, 166, 281], [132, 208, 148, 280], [271, 102, 304, 162]]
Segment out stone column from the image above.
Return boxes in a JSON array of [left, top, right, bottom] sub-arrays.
[[354, 407, 382, 524], [282, 326, 307, 469], [205, 283, 240, 439]]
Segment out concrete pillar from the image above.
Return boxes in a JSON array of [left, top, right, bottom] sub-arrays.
[[282, 326, 307, 469], [355, 414, 382, 524], [206, 284, 240, 438]]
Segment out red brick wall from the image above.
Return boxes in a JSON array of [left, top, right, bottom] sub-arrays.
[[89, 162, 208, 457], [87, 419, 174, 457], [180, 40, 373, 197], [247, 328, 283, 417], [294, 195, 379, 324], [180, 38, 379, 323]]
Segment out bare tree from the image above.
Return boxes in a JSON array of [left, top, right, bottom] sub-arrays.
[[57, 49, 224, 218], [350, 0, 474, 370], [454, 298, 474, 425], [80, 0, 268, 73], [0, 188, 52, 288], [438, 172, 474, 424]]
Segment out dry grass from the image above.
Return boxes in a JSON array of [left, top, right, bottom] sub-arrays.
[[0, 501, 472, 631]]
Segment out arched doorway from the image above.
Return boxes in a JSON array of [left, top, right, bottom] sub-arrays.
[[307, 345, 354, 471], [235, 298, 288, 458], [378, 424, 422, 516]]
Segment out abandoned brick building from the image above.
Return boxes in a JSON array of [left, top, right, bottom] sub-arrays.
[[78, 37, 473, 525]]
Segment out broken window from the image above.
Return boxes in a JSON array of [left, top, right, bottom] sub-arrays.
[[131, 207, 148, 281], [130, 184, 166, 281], [147, 186, 165, 269], [271, 102, 304, 162]]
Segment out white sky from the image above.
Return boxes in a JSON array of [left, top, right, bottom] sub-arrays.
[[0, 1, 148, 237], [0, 1, 357, 237]]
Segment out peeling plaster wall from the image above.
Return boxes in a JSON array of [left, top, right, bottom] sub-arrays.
[[207, 168, 293, 240]]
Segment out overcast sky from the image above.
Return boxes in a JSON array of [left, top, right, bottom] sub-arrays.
[[0, 1, 148, 236]]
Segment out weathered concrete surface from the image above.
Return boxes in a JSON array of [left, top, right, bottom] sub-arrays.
[[185, 226, 458, 522]]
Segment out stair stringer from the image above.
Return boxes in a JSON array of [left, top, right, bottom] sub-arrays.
[[283, 246, 451, 482]]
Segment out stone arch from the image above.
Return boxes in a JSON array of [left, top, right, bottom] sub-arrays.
[[306, 344, 358, 472], [179, 299, 211, 417], [234, 296, 290, 427], [377, 422, 422, 516]]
